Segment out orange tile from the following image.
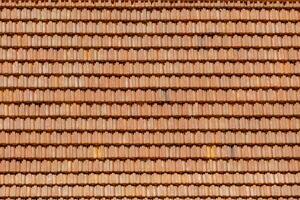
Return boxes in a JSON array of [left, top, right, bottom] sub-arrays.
[[0, 2, 300, 199]]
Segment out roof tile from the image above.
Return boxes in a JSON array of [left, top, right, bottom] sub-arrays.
[[0, 0, 299, 198]]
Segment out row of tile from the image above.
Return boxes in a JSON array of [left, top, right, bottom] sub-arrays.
[[1, 145, 299, 159], [0, 1, 299, 9], [0, 131, 299, 145], [0, 48, 299, 61], [1, 8, 299, 22], [0, 89, 299, 103], [0, 198, 297, 200], [0, 103, 299, 118], [1, 172, 298, 185], [1, 159, 298, 173], [0, 117, 299, 130], [1, 62, 298, 76], [0, 21, 299, 34], [2, 35, 300, 48], [0, 75, 299, 89], [1, 198, 298, 200], [1, 185, 299, 197]]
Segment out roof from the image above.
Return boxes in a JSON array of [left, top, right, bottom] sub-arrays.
[[0, 0, 299, 199]]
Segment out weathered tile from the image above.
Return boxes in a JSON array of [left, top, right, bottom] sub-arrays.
[[1, 1, 299, 199]]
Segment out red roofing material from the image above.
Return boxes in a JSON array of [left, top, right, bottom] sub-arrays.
[[0, 0, 299, 199]]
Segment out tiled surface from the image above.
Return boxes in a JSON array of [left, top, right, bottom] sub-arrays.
[[0, 0, 300, 199]]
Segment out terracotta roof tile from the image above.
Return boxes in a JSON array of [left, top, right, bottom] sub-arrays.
[[0, 0, 299, 198]]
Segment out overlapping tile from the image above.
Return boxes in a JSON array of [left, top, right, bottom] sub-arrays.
[[0, 0, 299, 199]]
